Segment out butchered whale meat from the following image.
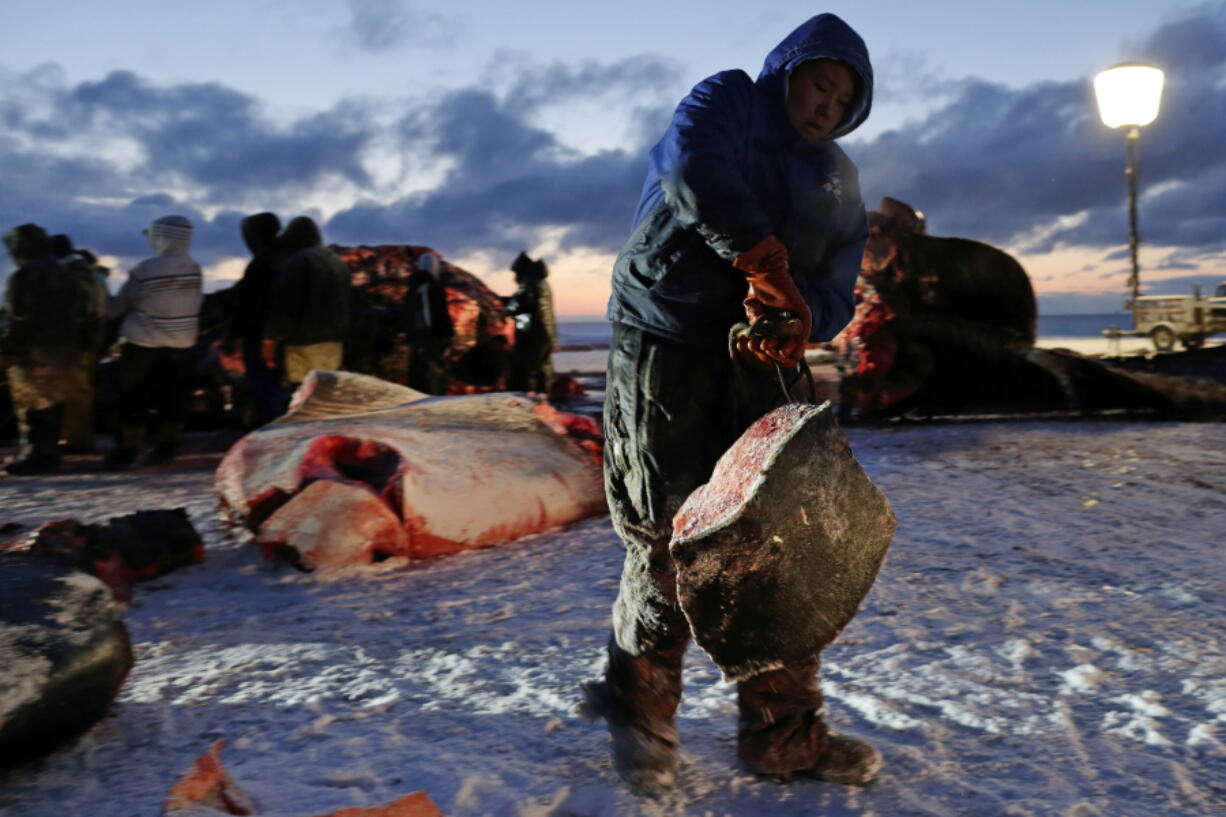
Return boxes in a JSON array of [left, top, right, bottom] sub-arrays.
[[216, 371, 606, 569]]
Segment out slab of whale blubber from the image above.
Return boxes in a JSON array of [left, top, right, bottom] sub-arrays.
[[670, 402, 896, 681]]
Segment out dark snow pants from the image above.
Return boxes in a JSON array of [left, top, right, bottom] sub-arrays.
[[114, 344, 191, 444], [241, 338, 288, 426], [601, 322, 830, 774], [509, 333, 553, 394], [407, 337, 451, 395], [6, 349, 71, 462]]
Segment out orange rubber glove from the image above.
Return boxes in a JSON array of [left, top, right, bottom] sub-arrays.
[[731, 236, 812, 367]]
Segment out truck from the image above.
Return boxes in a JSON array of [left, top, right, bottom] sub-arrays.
[[1122, 283, 1226, 351]]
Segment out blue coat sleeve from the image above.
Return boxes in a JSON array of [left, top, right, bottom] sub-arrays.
[[801, 169, 868, 342], [806, 226, 866, 341], [651, 71, 774, 260]]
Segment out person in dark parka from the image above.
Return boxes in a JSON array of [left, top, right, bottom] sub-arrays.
[[585, 13, 880, 794], [50, 234, 110, 452], [403, 252, 454, 394], [261, 217, 351, 390], [228, 212, 287, 424], [503, 251, 556, 393], [1, 224, 81, 475]]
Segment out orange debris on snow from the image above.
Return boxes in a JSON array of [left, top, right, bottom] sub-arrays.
[[163, 741, 256, 815], [317, 790, 444, 817], [164, 742, 445, 817]]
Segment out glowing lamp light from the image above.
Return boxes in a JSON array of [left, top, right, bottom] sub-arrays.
[[1093, 63, 1165, 128], [1091, 61, 1166, 338]]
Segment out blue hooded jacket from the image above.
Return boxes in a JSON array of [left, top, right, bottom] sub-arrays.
[[606, 13, 873, 346]]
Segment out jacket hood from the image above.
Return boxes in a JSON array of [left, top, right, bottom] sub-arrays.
[[145, 215, 193, 255], [511, 251, 548, 282], [756, 13, 873, 141], [4, 223, 53, 266], [414, 252, 443, 279], [242, 212, 282, 256], [279, 216, 323, 254], [49, 233, 75, 258]]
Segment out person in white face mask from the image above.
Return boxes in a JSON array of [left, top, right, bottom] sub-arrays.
[[104, 215, 203, 468]]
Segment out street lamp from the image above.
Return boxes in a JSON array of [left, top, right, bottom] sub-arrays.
[[1093, 62, 1165, 329]]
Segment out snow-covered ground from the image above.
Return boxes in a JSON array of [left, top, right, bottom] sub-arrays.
[[1, 418, 1224, 816]]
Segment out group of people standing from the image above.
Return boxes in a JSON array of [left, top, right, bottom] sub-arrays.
[[0, 218, 196, 477], [223, 212, 353, 426], [0, 212, 353, 476], [211, 219, 560, 413], [2, 211, 561, 477]]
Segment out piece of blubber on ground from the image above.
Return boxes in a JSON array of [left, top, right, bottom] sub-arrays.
[[254, 479, 411, 570], [670, 402, 896, 681], [24, 508, 204, 602]]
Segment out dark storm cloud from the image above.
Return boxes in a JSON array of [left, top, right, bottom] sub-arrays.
[[65, 71, 374, 198], [1154, 260, 1201, 271], [2, 67, 374, 203], [2, 52, 681, 270], [0, 65, 377, 269], [340, 0, 456, 52], [1, 180, 246, 271], [326, 60, 681, 255], [344, 0, 413, 51], [850, 3, 1226, 257], [328, 87, 657, 254], [0, 127, 235, 265], [498, 54, 683, 113]]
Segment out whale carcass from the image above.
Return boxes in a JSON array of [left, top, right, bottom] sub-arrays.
[[216, 371, 606, 569], [836, 198, 1226, 420], [0, 552, 133, 767]]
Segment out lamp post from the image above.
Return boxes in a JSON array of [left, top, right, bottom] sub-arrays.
[[1093, 62, 1165, 330]]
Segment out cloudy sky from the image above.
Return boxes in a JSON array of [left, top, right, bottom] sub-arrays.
[[3, 0, 1224, 315]]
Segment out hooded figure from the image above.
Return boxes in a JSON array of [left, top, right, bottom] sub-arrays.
[[607, 14, 872, 348], [2, 225, 81, 357], [104, 215, 204, 468], [230, 212, 282, 343], [50, 233, 111, 452], [587, 14, 881, 794], [227, 212, 286, 424], [403, 252, 454, 394], [262, 217, 351, 388], [50, 235, 110, 353], [503, 251, 556, 393], [109, 215, 202, 349], [1, 223, 81, 475]]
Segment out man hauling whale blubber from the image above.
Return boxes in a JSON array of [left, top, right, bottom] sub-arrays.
[[584, 13, 897, 795]]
